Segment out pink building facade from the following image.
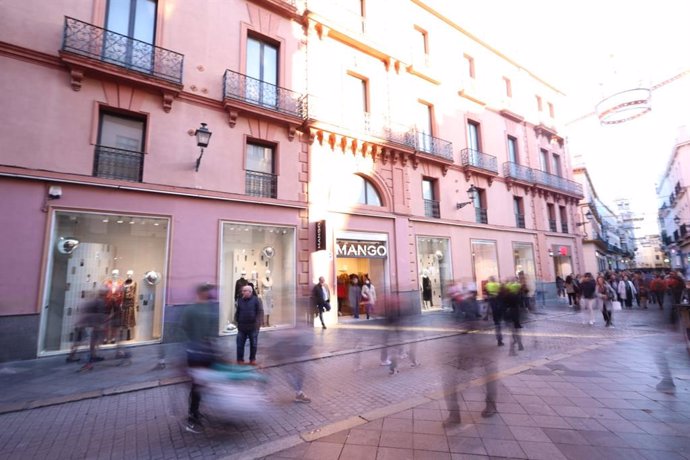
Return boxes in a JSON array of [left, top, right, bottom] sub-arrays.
[[0, 0, 583, 361]]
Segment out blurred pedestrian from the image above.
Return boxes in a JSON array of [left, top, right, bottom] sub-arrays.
[[269, 308, 314, 403], [380, 294, 419, 374], [235, 284, 264, 365], [66, 288, 108, 364], [361, 275, 377, 319], [650, 273, 666, 309], [182, 283, 218, 433], [618, 274, 636, 309], [502, 278, 524, 355], [596, 275, 615, 328], [485, 277, 503, 346], [349, 274, 361, 318], [311, 276, 330, 329], [579, 273, 597, 325], [565, 275, 577, 307], [556, 275, 565, 298]]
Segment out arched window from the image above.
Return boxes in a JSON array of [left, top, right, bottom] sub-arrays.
[[354, 175, 382, 206]]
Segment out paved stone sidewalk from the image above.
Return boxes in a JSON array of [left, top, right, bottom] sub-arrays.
[[261, 312, 690, 460]]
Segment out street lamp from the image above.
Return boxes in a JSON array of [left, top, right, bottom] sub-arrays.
[[194, 123, 212, 172], [456, 185, 478, 209], [576, 210, 593, 227]]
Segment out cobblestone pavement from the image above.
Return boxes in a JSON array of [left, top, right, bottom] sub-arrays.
[[0, 302, 687, 459]]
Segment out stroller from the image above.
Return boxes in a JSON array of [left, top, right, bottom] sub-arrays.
[[188, 362, 269, 416]]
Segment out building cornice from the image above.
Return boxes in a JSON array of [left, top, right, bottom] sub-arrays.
[[0, 41, 62, 69]]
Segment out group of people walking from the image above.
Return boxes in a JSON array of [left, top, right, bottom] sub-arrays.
[[557, 269, 687, 327]]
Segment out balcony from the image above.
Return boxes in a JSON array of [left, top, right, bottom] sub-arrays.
[[93, 145, 144, 182], [424, 199, 440, 218], [415, 132, 453, 161], [476, 208, 488, 224], [503, 162, 534, 183], [461, 148, 499, 182], [548, 219, 557, 232], [515, 213, 526, 229], [532, 169, 583, 197], [224, 69, 305, 126], [60, 17, 183, 91], [245, 170, 277, 198]]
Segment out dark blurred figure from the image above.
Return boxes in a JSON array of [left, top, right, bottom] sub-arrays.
[[311, 276, 331, 329], [182, 283, 218, 433], [502, 278, 524, 356], [235, 285, 264, 364], [444, 291, 498, 425], [650, 274, 666, 308], [485, 277, 503, 346], [380, 293, 419, 374], [269, 303, 314, 403], [66, 288, 108, 365], [349, 274, 362, 318], [655, 349, 676, 394]]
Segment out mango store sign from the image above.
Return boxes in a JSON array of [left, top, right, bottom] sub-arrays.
[[335, 240, 387, 258]]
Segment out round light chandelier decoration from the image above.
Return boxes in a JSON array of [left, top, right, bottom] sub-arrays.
[[595, 87, 651, 125]]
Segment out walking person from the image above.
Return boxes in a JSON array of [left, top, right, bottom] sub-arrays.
[[348, 274, 361, 318], [579, 273, 597, 325], [66, 288, 108, 365], [650, 273, 666, 309], [485, 277, 504, 346], [565, 275, 577, 307], [182, 283, 218, 433], [596, 275, 615, 328], [361, 275, 377, 319], [618, 274, 637, 309], [269, 306, 313, 404], [311, 276, 331, 329], [502, 278, 524, 355], [235, 285, 264, 365]]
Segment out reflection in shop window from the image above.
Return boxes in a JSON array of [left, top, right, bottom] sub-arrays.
[[41, 211, 169, 354], [471, 239, 498, 299], [512, 242, 536, 296], [221, 223, 295, 333]]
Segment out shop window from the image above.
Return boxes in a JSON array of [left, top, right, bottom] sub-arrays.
[[246, 35, 279, 107], [94, 112, 145, 182], [221, 223, 295, 331], [422, 178, 439, 218], [245, 142, 276, 198], [41, 211, 169, 354], [471, 239, 498, 300], [513, 242, 536, 295], [416, 237, 452, 310]]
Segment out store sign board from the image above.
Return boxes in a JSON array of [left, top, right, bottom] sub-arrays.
[[552, 245, 571, 256], [335, 239, 387, 258], [315, 220, 326, 251]]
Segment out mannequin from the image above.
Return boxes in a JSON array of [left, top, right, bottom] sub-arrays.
[[104, 269, 124, 343], [421, 269, 432, 310], [234, 270, 249, 302], [261, 270, 273, 327], [121, 270, 138, 341]]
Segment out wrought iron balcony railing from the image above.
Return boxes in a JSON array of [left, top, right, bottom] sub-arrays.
[[561, 222, 569, 234], [515, 213, 526, 229], [503, 162, 534, 183], [548, 219, 558, 232], [532, 169, 583, 196], [460, 148, 498, 174], [476, 208, 488, 224], [224, 69, 305, 119], [93, 145, 144, 182], [366, 113, 417, 148], [62, 17, 184, 84], [245, 170, 277, 198], [424, 199, 440, 218], [415, 131, 453, 160]]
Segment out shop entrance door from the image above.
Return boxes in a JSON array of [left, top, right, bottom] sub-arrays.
[[335, 258, 386, 318]]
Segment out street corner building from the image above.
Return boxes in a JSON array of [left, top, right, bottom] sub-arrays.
[[0, 0, 584, 361]]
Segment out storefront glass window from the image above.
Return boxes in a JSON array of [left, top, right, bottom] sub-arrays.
[[513, 242, 536, 296], [41, 211, 169, 354], [471, 239, 498, 299], [221, 223, 295, 332], [416, 237, 451, 310]]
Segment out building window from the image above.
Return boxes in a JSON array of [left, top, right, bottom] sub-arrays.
[[547, 203, 557, 232], [417, 102, 434, 153], [474, 187, 488, 224], [552, 154, 562, 177], [540, 148, 550, 173], [559, 206, 568, 233], [94, 112, 145, 182], [42, 210, 169, 354], [536, 95, 543, 112], [246, 35, 279, 107], [354, 175, 381, 206], [503, 77, 512, 98], [548, 102, 555, 118], [467, 120, 481, 151], [245, 142, 276, 198], [105, 0, 157, 70], [422, 178, 439, 218], [514, 197, 525, 228], [463, 54, 475, 79], [413, 26, 429, 64], [345, 72, 368, 126], [507, 136, 518, 163]]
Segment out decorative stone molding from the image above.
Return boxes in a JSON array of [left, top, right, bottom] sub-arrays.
[[69, 68, 84, 91], [162, 92, 174, 113], [287, 125, 296, 141], [226, 108, 238, 127]]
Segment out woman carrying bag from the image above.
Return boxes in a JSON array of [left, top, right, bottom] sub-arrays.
[[361, 275, 377, 320]]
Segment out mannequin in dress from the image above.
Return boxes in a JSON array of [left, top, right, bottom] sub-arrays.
[[261, 270, 273, 327], [421, 269, 432, 310], [104, 269, 124, 343], [121, 270, 138, 341]]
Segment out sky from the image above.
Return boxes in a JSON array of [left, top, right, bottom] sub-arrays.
[[440, 0, 690, 236]]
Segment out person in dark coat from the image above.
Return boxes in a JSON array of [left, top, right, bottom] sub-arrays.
[[311, 276, 331, 329], [235, 284, 264, 364]]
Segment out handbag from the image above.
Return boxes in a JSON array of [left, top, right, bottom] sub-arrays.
[[611, 300, 622, 311]]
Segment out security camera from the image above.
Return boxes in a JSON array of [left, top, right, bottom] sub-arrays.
[[48, 186, 62, 200]]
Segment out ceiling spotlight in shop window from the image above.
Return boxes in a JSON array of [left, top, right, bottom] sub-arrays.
[[262, 246, 275, 259], [194, 123, 212, 172], [56, 237, 80, 254], [456, 185, 478, 209], [143, 270, 161, 285], [435, 250, 444, 260]]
